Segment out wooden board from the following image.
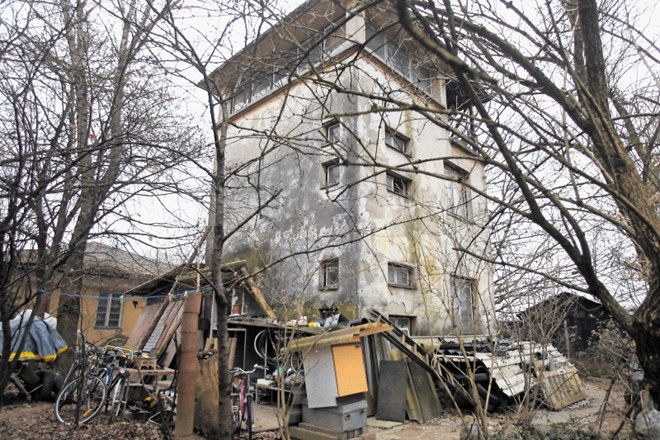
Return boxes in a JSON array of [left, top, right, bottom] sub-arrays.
[[332, 343, 368, 397], [388, 349, 421, 421], [541, 366, 586, 410], [303, 346, 339, 408], [194, 338, 236, 437], [126, 302, 163, 349], [194, 355, 219, 437], [408, 361, 442, 420], [376, 360, 407, 422]]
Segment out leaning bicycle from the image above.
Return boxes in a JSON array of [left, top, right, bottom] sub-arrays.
[[99, 345, 134, 418], [55, 342, 133, 425], [231, 364, 267, 440], [54, 336, 105, 425]]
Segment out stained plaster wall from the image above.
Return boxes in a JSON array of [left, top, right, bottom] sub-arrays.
[[217, 12, 494, 335], [345, 57, 493, 335]]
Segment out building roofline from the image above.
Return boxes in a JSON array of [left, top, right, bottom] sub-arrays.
[[200, 0, 334, 92]]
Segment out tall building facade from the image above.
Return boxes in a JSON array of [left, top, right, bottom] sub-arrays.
[[209, 0, 494, 335]]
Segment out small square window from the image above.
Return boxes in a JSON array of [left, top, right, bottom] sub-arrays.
[[320, 258, 339, 289], [385, 128, 409, 154], [386, 172, 411, 197], [323, 160, 341, 187], [389, 315, 415, 336], [388, 263, 415, 288]]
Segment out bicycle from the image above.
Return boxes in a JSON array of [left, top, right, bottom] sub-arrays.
[[54, 342, 133, 425], [99, 345, 134, 418], [231, 364, 267, 440], [54, 334, 105, 426]]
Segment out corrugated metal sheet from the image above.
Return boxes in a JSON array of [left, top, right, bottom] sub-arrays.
[[143, 300, 182, 354], [435, 342, 585, 407]]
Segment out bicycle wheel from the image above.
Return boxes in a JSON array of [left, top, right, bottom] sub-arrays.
[[231, 392, 241, 433], [55, 375, 107, 425], [246, 393, 253, 440], [110, 376, 127, 418]]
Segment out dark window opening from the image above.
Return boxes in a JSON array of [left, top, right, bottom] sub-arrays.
[[320, 258, 339, 289], [386, 172, 411, 197]]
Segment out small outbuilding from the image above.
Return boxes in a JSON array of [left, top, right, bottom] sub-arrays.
[[515, 292, 613, 359]]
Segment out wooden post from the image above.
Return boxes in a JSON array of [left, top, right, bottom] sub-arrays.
[[174, 286, 202, 439], [563, 320, 572, 359]]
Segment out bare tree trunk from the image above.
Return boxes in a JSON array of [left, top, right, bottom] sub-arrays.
[[211, 98, 232, 440], [633, 292, 660, 403], [53, 0, 92, 370]]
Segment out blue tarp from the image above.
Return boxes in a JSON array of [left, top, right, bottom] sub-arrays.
[[0, 314, 68, 362]]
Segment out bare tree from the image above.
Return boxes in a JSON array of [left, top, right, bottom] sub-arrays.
[[390, 0, 660, 402], [0, 0, 205, 390], [141, 1, 291, 436]]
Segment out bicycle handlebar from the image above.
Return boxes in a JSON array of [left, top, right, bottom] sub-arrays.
[[231, 364, 268, 376]]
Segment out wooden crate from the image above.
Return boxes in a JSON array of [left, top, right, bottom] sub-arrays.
[[134, 357, 158, 369]]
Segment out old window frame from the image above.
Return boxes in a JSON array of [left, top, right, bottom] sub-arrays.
[[322, 159, 341, 188], [389, 314, 416, 336], [450, 275, 476, 334], [365, 23, 435, 96], [387, 262, 415, 288], [385, 127, 410, 155], [325, 120, 341, 147], [445, 163, 472, 219], [319, 258, 340, 290], [386, 172, 411, 197], [95, 292, 123, 328]]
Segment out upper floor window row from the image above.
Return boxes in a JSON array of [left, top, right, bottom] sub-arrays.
[[365, 24, 435, 96], [231, 67, 290, 113], [231, 28, 346, 114]]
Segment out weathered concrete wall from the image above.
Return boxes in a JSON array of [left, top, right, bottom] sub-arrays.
[[218, 21, 494, 336]]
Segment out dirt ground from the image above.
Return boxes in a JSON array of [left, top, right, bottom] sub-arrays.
[[0, 377, 634, 439], [371, 377, 632, 439]]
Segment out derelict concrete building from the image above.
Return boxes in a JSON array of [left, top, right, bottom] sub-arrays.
[[208, 0, 495, 336]]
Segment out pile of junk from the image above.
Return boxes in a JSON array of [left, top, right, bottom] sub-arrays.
[[195, 308, 588, 440]]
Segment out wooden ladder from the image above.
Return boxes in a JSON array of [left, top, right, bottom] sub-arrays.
[[368, 309, 442, 383]]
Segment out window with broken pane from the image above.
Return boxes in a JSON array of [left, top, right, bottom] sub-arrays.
[[386, 172, 410, 197]]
